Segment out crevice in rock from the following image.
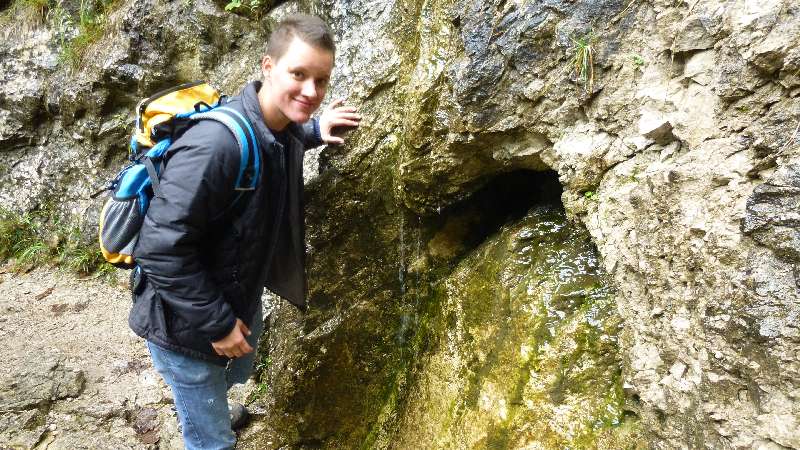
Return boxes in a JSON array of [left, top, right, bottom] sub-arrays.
[[424, 169, 563, 265]]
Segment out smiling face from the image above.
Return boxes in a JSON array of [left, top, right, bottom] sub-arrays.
[[259, 36, 334, 131]]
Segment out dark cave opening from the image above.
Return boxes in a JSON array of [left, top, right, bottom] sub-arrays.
[[467, 168, 562, 216], [425, 169, 563, 264]]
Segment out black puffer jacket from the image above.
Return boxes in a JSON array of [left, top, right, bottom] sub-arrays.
[[129, 81, 322, 365]]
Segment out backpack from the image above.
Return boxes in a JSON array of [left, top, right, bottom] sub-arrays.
[[97, 81, 260, 269]]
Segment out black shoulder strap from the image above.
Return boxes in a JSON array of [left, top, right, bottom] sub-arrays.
[[142, 157, 163, 198]]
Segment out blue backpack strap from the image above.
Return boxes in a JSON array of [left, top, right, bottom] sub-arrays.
[[189, 107, 260, 191]]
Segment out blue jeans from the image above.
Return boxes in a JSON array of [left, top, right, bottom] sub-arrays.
[[147, 305, 264, 450]]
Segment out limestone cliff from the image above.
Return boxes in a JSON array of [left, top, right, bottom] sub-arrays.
[[1, 0, 798, 448]]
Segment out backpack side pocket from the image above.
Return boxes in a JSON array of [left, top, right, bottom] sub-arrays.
[[99, 194, 144, 269]]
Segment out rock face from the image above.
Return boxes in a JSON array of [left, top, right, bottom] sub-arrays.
[[0, 0, 261, 223], [1, 0, 799, 449], [379, 205, 643, 449]]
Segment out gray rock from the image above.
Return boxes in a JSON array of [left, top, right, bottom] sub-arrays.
[[0, 355, 85, 412], [671, 14, 717, 53], [743, 163, 800, 262], [0, 409, 47, 449], [0, 353, 85, 447]]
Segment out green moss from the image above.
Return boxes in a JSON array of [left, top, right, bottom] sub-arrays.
[[383, 206, 644, 448], [362, 286, 449, 448], [222, 0, 272, 20]]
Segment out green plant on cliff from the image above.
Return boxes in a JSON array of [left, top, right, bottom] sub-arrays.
[[20, 0, 52, 20], [0, 211, 47, 265], [0, 0, 53, 30], [631, 53, 645, 69], [224, 0, 267, 19], [571, 32, 597, 93], [225, 0, 243, 10], [57, 226, 115, 276], [0, 208, 115, 278], [248, 354, 272, 401], [48, 2, 72, 51], [58, 0, 118, 69]]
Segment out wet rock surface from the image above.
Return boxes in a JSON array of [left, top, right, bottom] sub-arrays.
[[1, 0, 800, 448], [280, 0, 799, 446], [382, 205, 643, 449]]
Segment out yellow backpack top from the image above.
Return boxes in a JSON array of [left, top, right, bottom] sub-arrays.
[[133, 81, 221, 149]]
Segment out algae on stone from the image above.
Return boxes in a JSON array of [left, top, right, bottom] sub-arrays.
[[381, 205, 643, 449]]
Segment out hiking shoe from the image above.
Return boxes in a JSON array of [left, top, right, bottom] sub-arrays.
[[229, 402, 250, 430]]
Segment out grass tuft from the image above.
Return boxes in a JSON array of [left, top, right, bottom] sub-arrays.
[[0, 211, 44, 263], [57, 226, 116, 277], [0, 0, 54, 33], [0, 208, 116, 279], [21, 0, 52, 20], [58, 0, 117, 69], [571, 32, 597, 93], [1, 0, 117, 69]]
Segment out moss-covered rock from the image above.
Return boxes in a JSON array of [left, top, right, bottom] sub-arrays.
[[241, 167, 640, 448], [379, 206, 643, 449]]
